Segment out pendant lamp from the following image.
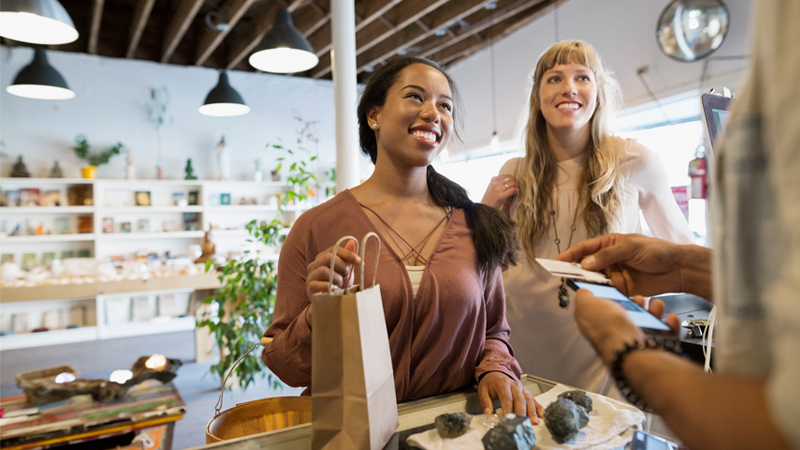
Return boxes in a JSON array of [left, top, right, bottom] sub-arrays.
[[6, 47, 75, 100], [0, 0, 78, 45], [199, 71, 250, 117], [248, 9, 318, 74]]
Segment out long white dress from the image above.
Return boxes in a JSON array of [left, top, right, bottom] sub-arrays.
[[500, 137, 694, 395]]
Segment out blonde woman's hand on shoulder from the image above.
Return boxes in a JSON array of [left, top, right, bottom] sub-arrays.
[[481, 173, 518, 217]]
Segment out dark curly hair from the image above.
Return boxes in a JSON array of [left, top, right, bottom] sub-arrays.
[[356, 55, 518, 275]]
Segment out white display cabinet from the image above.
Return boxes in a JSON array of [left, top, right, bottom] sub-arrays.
[[0, 177, 292, 350]]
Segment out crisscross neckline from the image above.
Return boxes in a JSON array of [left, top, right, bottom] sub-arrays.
[[359, 202, 451, 265]]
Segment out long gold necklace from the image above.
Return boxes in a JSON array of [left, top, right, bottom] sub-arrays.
[[551, 202, 580, 308]]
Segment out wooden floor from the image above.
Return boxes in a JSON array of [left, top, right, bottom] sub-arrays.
[[0, 330, 302, 449]]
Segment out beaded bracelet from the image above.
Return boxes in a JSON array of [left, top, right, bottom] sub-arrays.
[[610, 334, 682, 412]]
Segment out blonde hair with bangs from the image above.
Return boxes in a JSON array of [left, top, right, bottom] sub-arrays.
[[514, 40, 624, 263]]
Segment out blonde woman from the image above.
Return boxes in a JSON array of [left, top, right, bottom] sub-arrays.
[[482, 41, 694, 395]]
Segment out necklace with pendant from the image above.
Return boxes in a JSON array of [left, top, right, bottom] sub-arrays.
[[551, 202, 580, 308]]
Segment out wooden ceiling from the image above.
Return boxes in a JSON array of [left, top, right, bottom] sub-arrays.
[[5, 0, 562, 83]]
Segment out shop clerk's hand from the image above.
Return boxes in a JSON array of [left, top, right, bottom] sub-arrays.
[[478, 372, 543, 423], [304, 240, 361, 327]]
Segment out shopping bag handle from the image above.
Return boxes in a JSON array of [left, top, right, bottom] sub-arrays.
[[327, 235, 359, 291], [360, 232, 381, 288]]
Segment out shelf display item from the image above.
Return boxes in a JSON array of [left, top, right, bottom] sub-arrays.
[[126, 151, 136, 180], [184, 158, 197, 180], [11, 312, 29, 333], [172, 192, 185, 205], [42, 252, 56, 267], [22, 253, 37, 270], [42, 190, 61, 206], [68, 306, 87, 327], [131, 296, 152, 322], [102, 217, 115, 233], [61, 250, 75, 259], [77, 249, 91, 258], [10, 156, 31, 177], [77, 216, 93, 233], [1, 254, 14, 264], [187, 190, 199, 205], [19, 188, 41, 206], [182, 213, 200, 231], [158, 294, 177, 317], [162, 221, 178, 232], [220, 193, 231, 205], [135, 191, 151, 206], [67, 185, 93, 206], [3, 190, 20, 206], [42, 310, 62, 330], [105, 297, 131, 324], [120, 222, 132, 233], [54, 217, 70, 234], [137, 218, 150, 233], [194, 231, 215, 263], [49, 161, 64, 178], [216, 136, 231, 181]]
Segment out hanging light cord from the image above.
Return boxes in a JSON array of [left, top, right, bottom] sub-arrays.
[[490, 40, 497, 134]]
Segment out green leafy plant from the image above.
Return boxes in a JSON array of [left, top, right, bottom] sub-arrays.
[[73, 135, 126, 167], [196, 218, 284, 391], [269, 115, 319, 211]]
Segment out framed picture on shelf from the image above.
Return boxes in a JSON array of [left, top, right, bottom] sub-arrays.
[[102, 217, 115, 233], [120, 222, 132, 233], [77, 249, 91, 258], [42, 310, 62, 330], [42, 252, 56, 267], [41, 190, 61, 206], [68, 305, 86, 328], [137, 218, 150, 233], [2, 190, 20, 207], [135, 191, 151, 206], [182, 213, 200, 231], [187, 190, 199, 206], [19, 188, 41, 207], [61, 250, 75, 260], [220, 193, 231, 205], [54, 217, 70, 234]]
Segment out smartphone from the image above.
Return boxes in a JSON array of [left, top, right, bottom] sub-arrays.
[[566, 279, 675, 336], [626, 430, 679, 450]]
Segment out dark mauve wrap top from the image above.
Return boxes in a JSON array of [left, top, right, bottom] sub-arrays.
[[262, 189, 522, 402]]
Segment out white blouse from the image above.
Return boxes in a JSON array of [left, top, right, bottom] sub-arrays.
[[500, 137, 695, 395]]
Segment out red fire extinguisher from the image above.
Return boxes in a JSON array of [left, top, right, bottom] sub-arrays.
[[688, 145, 707, 199]]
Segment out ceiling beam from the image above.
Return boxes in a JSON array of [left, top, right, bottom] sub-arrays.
[[293, 0, 329, 38], [126, 0, 156, 58], [311, 0, 452, 79], [87, 0, 105, 54], [195, 0, 257, 66], [424, 0, 556, 64], [161, 0, 205, 63], [225, 0, 308, 70]]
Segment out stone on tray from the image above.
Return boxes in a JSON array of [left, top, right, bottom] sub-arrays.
[[434, 412, 473, 438], [558, 389, 593, 412], [481, 413, 536, 450], [544, 397, 590, 444]]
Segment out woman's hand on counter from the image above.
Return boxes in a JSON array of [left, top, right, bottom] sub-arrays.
[[477, 371, 543, 423]]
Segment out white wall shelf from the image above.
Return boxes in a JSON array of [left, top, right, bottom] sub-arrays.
[[0, 206, 95, 214], [0, 178, 94, 186], [103, 206, 204, 213], [0, 326, 100, 351], [1, 234, 95, 243], [98, 231, 205, 240], [205, 205, 280, 213]]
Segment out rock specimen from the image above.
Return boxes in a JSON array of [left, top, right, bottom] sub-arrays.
[[558, 389, 593, 412], [481, 413, 536, 450], [544, 397, 590, 444], [434, 412, 473, 438]]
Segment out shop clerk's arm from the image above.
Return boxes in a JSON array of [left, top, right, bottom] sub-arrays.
[[575, 291, 791, 450], [262, 236, 359, 387], [475, 268, 544, 422]]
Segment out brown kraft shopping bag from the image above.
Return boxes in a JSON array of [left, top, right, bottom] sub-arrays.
[[311, 233, 398, 450]]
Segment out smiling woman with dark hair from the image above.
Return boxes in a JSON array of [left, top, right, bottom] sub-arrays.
[[263, 55, 542, 420]]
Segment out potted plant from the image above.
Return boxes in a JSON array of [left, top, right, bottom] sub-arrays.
[[72, 134, 126, 179], [196, 218, 284, 391], [269, 115, 319, 212]]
